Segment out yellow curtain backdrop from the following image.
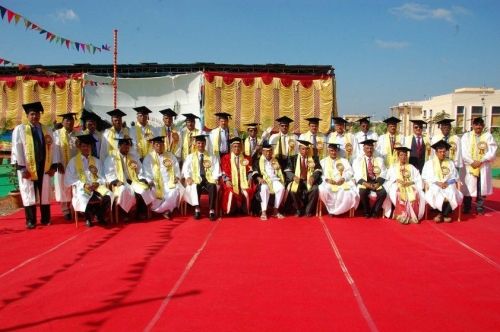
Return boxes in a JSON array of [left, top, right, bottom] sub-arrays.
[[203, 74, 334, 134], [0, 76, 83, 130]]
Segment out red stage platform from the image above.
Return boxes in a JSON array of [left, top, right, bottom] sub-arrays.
[[0, 191, 499, 331]]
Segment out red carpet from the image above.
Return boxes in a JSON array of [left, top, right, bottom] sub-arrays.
[[0, 191, 499, 331]]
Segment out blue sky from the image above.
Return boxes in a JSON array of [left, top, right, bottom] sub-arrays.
[[0, 0, 499, 119]]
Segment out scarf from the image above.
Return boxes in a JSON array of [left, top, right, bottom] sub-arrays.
[[469, 132, 488, 177], [329, 132, 354, 159], [244, 136, 262, 156], [24, 124, 53, 181], [151, 151, 176, 199], [258, 155, 284, 194], [273, 134, 296, 157], [230, 153, 250, 194], [396, 162, 415, 202], [191, 151, 216, 184], [75, 152, 108, 196], [59, 128, 73, 166], [384, 133, 401, 167], [112, 151, 148, 190], [359, 156, 383, 191], [433, 157, 452, 182], [324, 157, 350, 192], [135, 124, 154, 159], [105, 127, 129, 156], [290, 155, 316, 193], [182, 129, 200, 161], [161, 126, 179, 153]]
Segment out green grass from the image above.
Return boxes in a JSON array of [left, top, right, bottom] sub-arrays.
[[0, 159, 15, 197]]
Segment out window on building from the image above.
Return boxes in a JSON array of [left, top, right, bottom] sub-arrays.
[[456, 106, 464, 129], [492, 106, 500, 127], [471, 106, 483, 116]]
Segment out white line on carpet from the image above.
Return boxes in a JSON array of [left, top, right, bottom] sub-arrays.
[[429, 223, 500, 270], [319, 217, 379, 332], [144, 221, 220, 332], [0, 229, 90, 279]]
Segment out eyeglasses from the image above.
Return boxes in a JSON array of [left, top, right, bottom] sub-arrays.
[[413, 125, 423, 129]]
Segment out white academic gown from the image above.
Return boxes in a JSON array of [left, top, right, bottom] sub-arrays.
[[430, 134, 463, 169], [299, 131, 327, 158], [384, 163, 425, 220], [11, 124, 58, 206], [208, 127, 239, 156], [129, 123, 156, 160], [181, 151, 221, 206], [375, 133, 404, 167], [319, 157, 360, 215], [141, 151, 184, 213], [104, 152, 154, 212], [99, 127, 131, 161], [327, 132, 359, 163], [53, 128, 80, 203], [254, 157, 286, 211], [268, 132, 298, 157], [422, 159, 463, 211], [354, 130, 379, 155], [156, 126, 182, 159], [64, 154, 112, 212], [461, 131, 497, 197], [179, 128, 201, 163]]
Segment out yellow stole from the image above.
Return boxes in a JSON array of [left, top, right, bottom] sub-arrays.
[[105, 127, 129, 156], [469, 132, 488, 177], [434, 135, 459, 160], [112, 151, 148, 190], [328, 132, 354, 159], [150, 151, 176, 199], [182, 129, 200, 161], [384, 134, 402, 167], [273, 134, 296, 157], [433, 157, 452, 182], [244, 137, 262, 156], [359, 157, 383, 190], [395, 163, 415, 202], [303, 132, 324, 155], [258, 156, 284, 194], [135, 124, 154, 159], [191, 152, 216, 184], [230, 153, 250, 195], [161, 126, 179, 153], [75, 153, 108, 196], [324, 157, 350, 192], [290, 155, 316, 193], [24, 124, 53, 181]]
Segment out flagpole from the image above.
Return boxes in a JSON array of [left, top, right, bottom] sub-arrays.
[[113, 29, 118, 109]]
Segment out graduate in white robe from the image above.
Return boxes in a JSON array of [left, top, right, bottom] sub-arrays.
[[251, 142, 286, 220], [129, 106, 156, 161], [430, 118, 463, 170], [460, 117, 497, 214], [104, 137, 154, 218], [179, 113, 201, 164], [422, 140, 463, 222], [11, 102, 59, 228], [354, 117, 379, 156], [376, 117, 404, 169], [208, 112, 239, 159], [268, 116, 298, 171], [81, 111, 103, 158], [64, 134, 112, 227], [319, 143, 359, 216], [100, 109, 131, 161], [243, 123, 263, 163], [299, 117, 327, 159], [327, 117, 359, 163], [157, 108, 182, 159], [141, 136, 184, 219], [53, 113, 80, 220], [384, 147, 425, 224], [182, 134, 221, 221]]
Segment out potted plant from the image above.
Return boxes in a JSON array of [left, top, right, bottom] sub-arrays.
[[8, 163, 23, 209]]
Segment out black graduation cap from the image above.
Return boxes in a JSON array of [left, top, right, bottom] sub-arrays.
[[22, 101, 44, 114], [245, 123, 260, 129], [383, 116, 401, 124], [148, 136, 165, 143], [214, 112, 232, 120], [261, 142, 273, 150], [182, 113, 200, 121], [297, 139, 312, 147], [360, 139, 377, 146], [159, 108, 177, 117], [305, 117, 321, 124], [81, 110, 101, 122], [358, 116, 371, 124], [333, 117, 348, 125], [394, 146, 411, 153], [471, 116, 485, 125], [115, 136, 133, 145], [107, 109, 127, 118], [431, 139, 451, 150], [410, 119, 427, 127], [76, 134, 96, 145], [57, 113, 77, 120], [133, 106, 152, 114], [328, 143, 340, 150], [436, 118, 454, 126], [229, 137, 242, 145], [275, 116, 294, 124], [193, 134, 208, 142]]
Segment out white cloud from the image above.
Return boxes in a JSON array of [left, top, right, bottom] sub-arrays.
[[54, 9, 79, 23], [390, 3, 469, 23], [375, 39, 410, 49]]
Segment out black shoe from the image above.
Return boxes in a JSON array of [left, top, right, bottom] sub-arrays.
[[41, 220, 51, 226], [295, 210, 303, 217], [85, 220, 94, 227], [64, 214, 72, 221], [462, 208, 471, 214], [476, 209, 485, 215], [209, 212, 216, 221], [194, 211, 201, 220], [26, 222, 36, 229], [305, 213, 314, 217], [364, 214, 371, 219]]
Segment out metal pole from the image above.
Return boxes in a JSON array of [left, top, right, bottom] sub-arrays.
[[113, 29, 118, 109]]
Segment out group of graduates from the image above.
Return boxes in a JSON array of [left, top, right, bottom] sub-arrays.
[[11, 101, 497, 229]]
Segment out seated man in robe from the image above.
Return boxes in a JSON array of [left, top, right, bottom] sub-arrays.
[[182, 134, 221, 221], [104, 137, 154, 220], [251, 143, 286, 221], [220, 137, 255, 215], [384, 147, 425, 224], [141, 136, 184, 220], [284, 140, 322, 217], [319, 143, 359, 216], [353, 139, 388, 218], [64, 134, 112, 227], [422, 140, 463, 223]]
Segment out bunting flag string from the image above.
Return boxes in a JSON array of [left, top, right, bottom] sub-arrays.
[[0, 5, 109, 54]]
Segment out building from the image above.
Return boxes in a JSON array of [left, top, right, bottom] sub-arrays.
[[391, 87, 500, 136]]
